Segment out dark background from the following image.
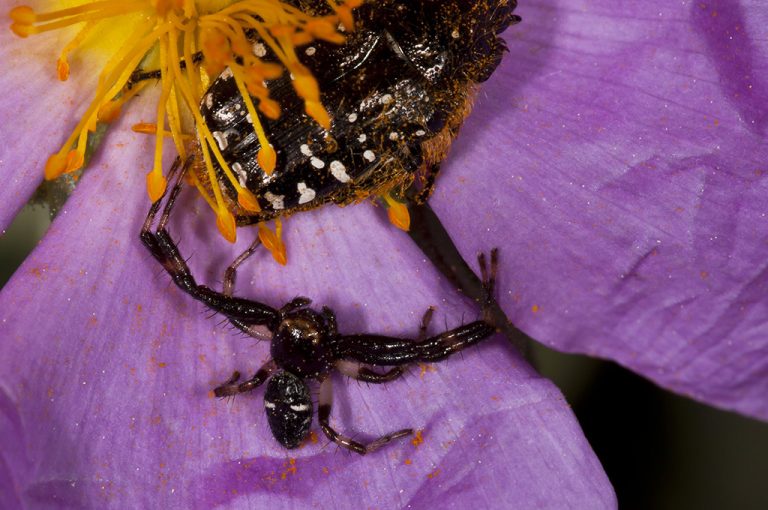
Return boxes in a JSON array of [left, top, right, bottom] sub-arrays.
[[2, 205, 767, 509]]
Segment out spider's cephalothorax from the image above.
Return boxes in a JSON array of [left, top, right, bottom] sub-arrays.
[[197, 0, 521, 226], [141, 160, 500, 454]]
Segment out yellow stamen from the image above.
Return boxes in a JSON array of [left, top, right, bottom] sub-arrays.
[[10, 0, 361, 258], [384, 193, 411, 232], [57, 21, 97, 81]]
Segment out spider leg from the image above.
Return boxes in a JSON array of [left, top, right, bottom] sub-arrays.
[[418, 306, 435, 341], [336, 360, 405, 383], [223, 237, 262, 297], [317, 375, 412, 455], [337, 251, 500, 365], [214, 360, 278, 397], [321, 306, 338, 336], [140, 158, 279, 327], [280, 297, 313, 315]]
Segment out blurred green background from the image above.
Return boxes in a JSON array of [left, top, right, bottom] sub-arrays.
[[1, 204, 767, 509]]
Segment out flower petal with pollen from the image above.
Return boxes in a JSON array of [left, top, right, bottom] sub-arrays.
[[435, 0, 768, 419], [0, 96, 614, 508], [0, 20, 102, 229]]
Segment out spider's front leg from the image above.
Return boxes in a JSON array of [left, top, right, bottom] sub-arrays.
[[139, 157, 279, 327], [337, 250, 500, 366]]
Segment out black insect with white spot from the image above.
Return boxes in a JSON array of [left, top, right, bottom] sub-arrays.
[[200, 0, 521, 224], [141, 162, 500, 453]]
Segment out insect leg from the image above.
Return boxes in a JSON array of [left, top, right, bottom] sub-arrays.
[[317, 375, 412, 455], [213, 360, 278, 397]]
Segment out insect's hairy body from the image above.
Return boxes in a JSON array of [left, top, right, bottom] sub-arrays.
[[197, 0, 520, 224]]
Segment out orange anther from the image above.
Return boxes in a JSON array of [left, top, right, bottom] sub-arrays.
[[146, 170, 167, 202], [237, 189, 261, 212], [10, 22, 33, 38], [44, 152, 68, 180], [64, 150, 84, 174], [305, 101, 331, 130], [9, 6, 35, 24], [257, 144, 277, 174], [258, 97, 281, 120], [337, 6, 355, 32], [132, 122, 157, 134], [258, 224, 287, 266], [216, 209, 237, 243], [97, 101, 122, 123], [386, 197, 410, 231], [56, 57, 70, 81]]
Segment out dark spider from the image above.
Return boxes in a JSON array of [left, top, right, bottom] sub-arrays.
[[140, 157, 500, 454]]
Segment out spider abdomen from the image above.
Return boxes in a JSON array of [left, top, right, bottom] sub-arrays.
[[264, 371, 313, 449]]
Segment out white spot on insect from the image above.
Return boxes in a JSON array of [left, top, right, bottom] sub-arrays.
[[389, 132, 399, 141], [264, 192, 285, 210], [358, 134, 367, 143], [297, 182, 316, 204], [338, 23, 346, 32], [220, 68, 234, 80], [310, 156, 325, 169], [380, 94, 394, 105], [305, 46, 316, 56], [264, 400, 276, 409], [253, 42, 267, 57], [329, 160, 350, 183], [363, 150, 376, 162], [212, 131, 228, 150], [246, 113, 252, 124], [300, 144, 313, 157], [290, 403, 310, 412], [451, 29, 460, 39], [232, 162, 247, 187], [205, 93, 213, 109], [415, 129, 426, 137], [348, 113, 358, 123]]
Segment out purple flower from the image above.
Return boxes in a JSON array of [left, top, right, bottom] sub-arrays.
[[1, 0, 765, 507]]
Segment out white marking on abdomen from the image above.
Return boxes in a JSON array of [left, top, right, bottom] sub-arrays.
[[264, 191, 284, 210], [297, 182, 316, 204], [329, 160, 350, 183]]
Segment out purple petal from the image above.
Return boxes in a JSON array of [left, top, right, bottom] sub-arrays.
[[434, 0, 768, 418], [0, 21, 104, 229], [0, 104, 613, 506]]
